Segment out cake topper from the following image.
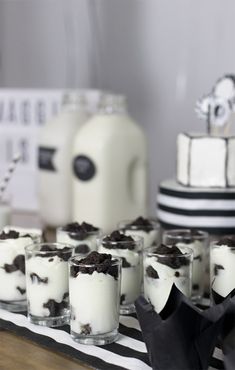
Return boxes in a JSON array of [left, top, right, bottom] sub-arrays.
[[195, 74, 235, 135]]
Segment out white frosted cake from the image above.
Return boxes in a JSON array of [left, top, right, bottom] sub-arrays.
[[157, 74, 235, 234], [177, 133, 235, 188]]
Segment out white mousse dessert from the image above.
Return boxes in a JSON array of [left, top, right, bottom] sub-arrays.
[[0, 230, 33, 310], [56, 222, 100, 254], [144, 244, 192, 313], [163, 230, 207, 299], [210, 236, 235, 302], [25, 244, 72, 321], [120, 216, 159, 249], [69, 251, 120, 339], [98, 231, 142, 313]]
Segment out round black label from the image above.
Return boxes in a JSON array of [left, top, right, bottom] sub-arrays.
[[73, 155, 96, 181]]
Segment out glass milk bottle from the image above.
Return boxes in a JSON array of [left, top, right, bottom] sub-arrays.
[[38, 91, 89, 227], [72, 93, 148, 233]]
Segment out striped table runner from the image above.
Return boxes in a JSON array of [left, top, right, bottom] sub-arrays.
[[0, 308, 224, 370]]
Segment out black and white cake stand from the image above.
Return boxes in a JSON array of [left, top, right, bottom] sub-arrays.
[[157, 179, 235, 234]]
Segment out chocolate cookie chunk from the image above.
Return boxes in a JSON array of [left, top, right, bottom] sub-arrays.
[[102, 231, 135, 250], [121, 257, 131, 268], [30, 273, 48, 284], [74, 244, 90, 254], [126, 216, 154, 232], [146, 265, 159, 279], [16, 286, 26, 295], [62, 222, 99, 241], [214, 264, 224, 276], [0, 230, 32, 240], [43, 298, 67, 317], [194, 255, 202, 262], [155, 244, 190, 269], [120, 294, 126, 305], [217, 236, 235, 248], [70, 251, 118, 280], [4, 254, 25, 274], [39, 245, 72, 261], [80, 324, 91, 335]]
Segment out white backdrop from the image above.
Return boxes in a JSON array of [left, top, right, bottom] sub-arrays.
[[0, 0, 235, 214]]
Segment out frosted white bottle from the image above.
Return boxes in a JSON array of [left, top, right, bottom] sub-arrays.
[[72, 94, 148, 233], [38, 92, 89, 227]]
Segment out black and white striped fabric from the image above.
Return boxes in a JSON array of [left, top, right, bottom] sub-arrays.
[[0, 307, 224, 370], [157, 179, 235, 234]]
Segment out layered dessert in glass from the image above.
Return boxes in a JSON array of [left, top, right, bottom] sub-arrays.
[[144, 244, 193, 313], [25, 242, 73, 326], [210, 236, 235, 303], [163, 229, 208, 301], [118, 216, 160, 248], [0, 230, 34, 311], [69, 251, 121, 345], [56, 222, 100, 255], [98, 230, 143, 314]]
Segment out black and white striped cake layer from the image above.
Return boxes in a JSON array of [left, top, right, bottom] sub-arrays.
[[0, 306, 223, 370], [157, 179, 235, 234]]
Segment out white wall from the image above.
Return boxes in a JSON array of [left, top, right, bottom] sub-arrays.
[[1, 0, 235, 214]]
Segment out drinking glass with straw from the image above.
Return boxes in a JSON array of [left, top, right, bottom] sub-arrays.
[[0, 153, 21, 228]]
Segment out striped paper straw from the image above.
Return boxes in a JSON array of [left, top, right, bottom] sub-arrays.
[[0, 153, 21, 200]]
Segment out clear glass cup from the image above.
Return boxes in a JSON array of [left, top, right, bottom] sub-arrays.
[[118, 217, 160, 249], [56, 225, 101, 255], [210, 237, 235, 304], [69, 254, 121, 345], [163, 229, 209, 302], [0, 232, 35, 312], [25, 242, 73, 327], [98, 234, 143, 314], [143, 245, 193, 313]]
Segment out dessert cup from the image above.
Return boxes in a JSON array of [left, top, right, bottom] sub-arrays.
[[98, 231, 143, 314], [69, 251, 121, 345], [56, 222, 100, 255], [143, 244, 193, 313], [25, 242, 73, 326], [118, 217, 160, 249], [163, 229, 208, 302], [210, 236, 235, 304], [0, 230, 34, 312]]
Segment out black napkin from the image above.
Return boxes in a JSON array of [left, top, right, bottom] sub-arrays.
[[135, 285, 235, 370]]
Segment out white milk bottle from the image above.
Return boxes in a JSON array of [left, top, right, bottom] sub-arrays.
[[38, 91, 89, 227], [72, 94, 148, 232]]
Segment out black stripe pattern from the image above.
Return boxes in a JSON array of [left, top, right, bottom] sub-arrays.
[[0, 310, 224, 370]]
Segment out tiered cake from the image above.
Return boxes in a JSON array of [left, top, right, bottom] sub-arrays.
[[157, 75, 235, 234]]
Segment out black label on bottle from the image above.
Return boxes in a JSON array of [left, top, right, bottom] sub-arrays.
[[38, 147, 57, 171], [73, 155, 96, 181]]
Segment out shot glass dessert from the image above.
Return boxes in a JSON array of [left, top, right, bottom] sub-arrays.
[[210, 236, 235, 304], [118, 216, 160, 249], [56, 222, 100, 255], [98, 230, 143, 314], [0, 230, 34, 311], [69, 251, 121, 345], [25, 242, 73, 326], [144, 244, 193, 313], [163, 229, 208, 301]]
